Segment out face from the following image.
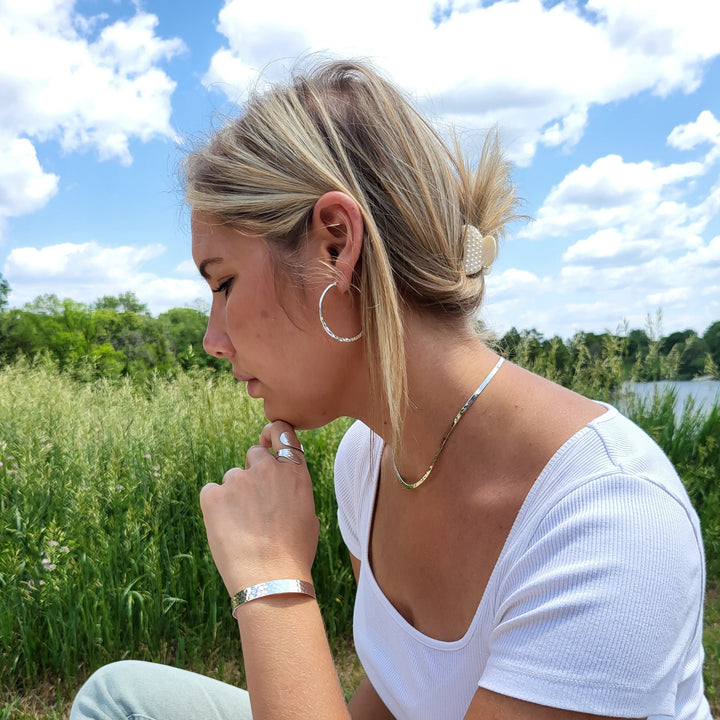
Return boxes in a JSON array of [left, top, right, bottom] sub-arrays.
[[191, 214, 363, 429]]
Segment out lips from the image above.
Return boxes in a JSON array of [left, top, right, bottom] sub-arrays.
[[246, 378, 260, 398], [233, 371, 260, 397]]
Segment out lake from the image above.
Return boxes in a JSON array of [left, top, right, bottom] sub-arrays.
[[625, 379, 720, 418]]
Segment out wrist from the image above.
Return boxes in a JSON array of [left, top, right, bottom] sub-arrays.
[[230, 578, 316, 618], [223, 561, 313, 598]]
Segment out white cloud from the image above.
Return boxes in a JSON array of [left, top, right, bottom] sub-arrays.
[[524, 154, 707, 243], [173, 259, 199, 276], [0, 137, 59, 218], [668, 111, 720, 151], [513, 105, 720, 335], [562, 228, 658, 267], [0, 3, 184, 159], [204, 0, 720, 164], [3, 241, 206, 312], [0, 1, 184, 233], [488, 252, 718, 337], [668, 111, 720, 167], [486, 267, 542, 301], [5, 241, 165, 279], [483, 227, 720, 338], [589, 0, 719, 95], [93, 12, 180, 76], [483, 112, 720, 339], [678, 235, 720, 270], [541, 105, 589, 149], [646, 286, 692, 306]]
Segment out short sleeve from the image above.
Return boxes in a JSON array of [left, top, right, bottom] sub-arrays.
[[479, 474, 706, 718]]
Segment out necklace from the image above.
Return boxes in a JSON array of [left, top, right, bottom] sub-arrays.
[[392, 356, 504, 490]]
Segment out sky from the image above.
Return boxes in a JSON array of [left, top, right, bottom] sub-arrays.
[[1, 0, 719, 340]]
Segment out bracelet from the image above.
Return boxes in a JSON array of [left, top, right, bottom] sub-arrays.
[[230, 579, 316, 618]]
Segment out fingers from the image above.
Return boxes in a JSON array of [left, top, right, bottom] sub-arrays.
[[252, 421, 305, 467], [219, 466, 244, 486], [259, 421, 302, 450], [200, 421, 319, 592], [245, 444, 274, 469], [244, 442, 303, 466], [279, 431, 304, 453], [210, 422, 306, 477], [199, 480, 222, 501], [275, 447, 302, 464]]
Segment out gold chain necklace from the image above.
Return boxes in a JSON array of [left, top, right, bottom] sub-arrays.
[[392, 357, 504, 490]]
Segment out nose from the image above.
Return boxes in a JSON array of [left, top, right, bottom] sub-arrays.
[[203, 304, 234, 359]]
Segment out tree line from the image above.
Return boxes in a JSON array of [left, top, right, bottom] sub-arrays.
[[498, 317, 720, 391], [0, 273, 718, 384], [0, 275, 222, 379]]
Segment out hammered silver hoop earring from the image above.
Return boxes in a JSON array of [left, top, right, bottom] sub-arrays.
[[318, 282, 363, 343]]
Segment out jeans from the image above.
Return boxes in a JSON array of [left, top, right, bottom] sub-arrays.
[[70, 660, 253, 720]]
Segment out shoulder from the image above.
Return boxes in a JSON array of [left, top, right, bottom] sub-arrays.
[[482, 413, 706, 716], [526, 403, 685, 498], [493, 403, 706, 651], [512, 404, 703, 562]]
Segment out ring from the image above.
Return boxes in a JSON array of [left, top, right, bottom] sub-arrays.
[[275, 448, 302, 464], [279, 432, 304, 454]]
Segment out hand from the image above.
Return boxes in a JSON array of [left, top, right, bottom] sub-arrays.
[[199, 421, 319, 597]]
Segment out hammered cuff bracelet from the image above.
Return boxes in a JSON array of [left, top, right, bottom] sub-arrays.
[[230, 579, 316, 618]]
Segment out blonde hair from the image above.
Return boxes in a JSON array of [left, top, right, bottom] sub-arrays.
[[182, 59, 520, 451]]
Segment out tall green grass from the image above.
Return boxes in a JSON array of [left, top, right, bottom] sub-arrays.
[[0, 357, 353, 694], [1, 355, 718, 714]]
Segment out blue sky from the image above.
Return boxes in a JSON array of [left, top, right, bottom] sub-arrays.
[[1, 0, 719, 340]]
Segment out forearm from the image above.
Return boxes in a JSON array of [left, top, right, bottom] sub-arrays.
[[235, 593, 350, 720]]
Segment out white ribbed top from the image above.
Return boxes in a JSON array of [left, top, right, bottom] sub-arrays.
[[335, 405, 711, 720]]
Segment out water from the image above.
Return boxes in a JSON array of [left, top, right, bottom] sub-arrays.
[[626, 379, 720, 419]]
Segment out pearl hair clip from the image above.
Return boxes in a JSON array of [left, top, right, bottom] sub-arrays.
[[462, 224, 497, 276]]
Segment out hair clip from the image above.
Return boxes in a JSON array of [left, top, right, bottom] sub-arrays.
[[462, 225, 497, 276]]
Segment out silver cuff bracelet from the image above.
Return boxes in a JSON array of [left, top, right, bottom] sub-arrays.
[[231, 579, 316, 618]]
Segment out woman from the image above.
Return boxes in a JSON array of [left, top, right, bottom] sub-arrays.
[[71, 60, 711, 720]]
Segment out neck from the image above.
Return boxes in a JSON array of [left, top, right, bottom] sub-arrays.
[[394, 355, 504, 488], [355, 314, 502, 484]]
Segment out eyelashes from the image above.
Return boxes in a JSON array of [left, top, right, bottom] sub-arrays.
[[212, 278, 233, 297]]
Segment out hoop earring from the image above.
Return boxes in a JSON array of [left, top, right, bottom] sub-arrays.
[[318, 282, 363, 343]]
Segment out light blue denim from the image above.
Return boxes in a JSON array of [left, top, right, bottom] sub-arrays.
[[70, 660, 253, 720]]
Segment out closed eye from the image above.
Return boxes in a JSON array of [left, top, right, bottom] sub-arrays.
[[212, 278, 233, 297]]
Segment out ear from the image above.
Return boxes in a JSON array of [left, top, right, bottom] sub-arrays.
[[309, 191, 364, 292]]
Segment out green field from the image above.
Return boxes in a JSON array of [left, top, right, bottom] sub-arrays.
[[1, 357, 718, 717]]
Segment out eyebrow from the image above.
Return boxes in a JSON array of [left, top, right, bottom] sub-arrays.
[[198, 257, 224, 279]]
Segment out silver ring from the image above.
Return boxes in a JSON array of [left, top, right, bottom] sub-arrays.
[[279, 432, 304, 454], [275, 448, 302, 464]]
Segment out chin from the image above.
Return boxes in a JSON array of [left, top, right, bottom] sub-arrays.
[[263, 400, 337, 431]]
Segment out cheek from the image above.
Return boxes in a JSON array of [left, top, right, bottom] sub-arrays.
[[224, 292, 289, 354]]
